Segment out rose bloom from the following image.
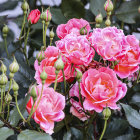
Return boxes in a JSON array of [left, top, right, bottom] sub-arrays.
[[114, 35, 140, 79], [70, 82, 93, 121], [56, 34, 95, 66], [89, 27, 128, 61], [35, 46, 73, 86], [56, 18, 91, 39], [80, 67, 127, 113], [27, 9, 41, 24], [26, 85, 65, 134]]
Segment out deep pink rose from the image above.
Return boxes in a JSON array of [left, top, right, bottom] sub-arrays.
[[26, 85, 65, 134], [114, 35, 140, 78], [56, 34, 95, 66], [27, 9, 41, 24], [81, 67, 127, 113], [89, 27, 128, 61], [56, 18, 91, 39], [34, 46, 73, 86], [70, 82, 93, 121]]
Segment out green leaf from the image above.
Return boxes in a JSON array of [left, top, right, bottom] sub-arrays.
[[71, 127, 83, 140], [90, 0, 106, 17], [51, 8, 67, 24], [0, 1, 18, 12], [61, 0, 85, 19], [115, 0, 140, 24], [9, 94, 30, 127], [17, 130, 52, 140], [130, 93, 140, 108], [0, 120, 4, 128], [121, 103, 140, 129], [63, 131, 72, 140], [110, 134, 134, 140], [104, 118, 129, 139], [0, 127, 14, 140]]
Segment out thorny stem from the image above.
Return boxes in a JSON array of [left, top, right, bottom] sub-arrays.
[[54, 73, 59, 91], [4, 37, 9, 58], [15, 95, 26, 122], [99, 118, 108, 140], [62, 69, 66, 95]]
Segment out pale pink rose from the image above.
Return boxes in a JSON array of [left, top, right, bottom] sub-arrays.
[[26, 85, 65, 134], [114, 35, 140, 78], [56, 18, 91, 39], [81, 67, 127, 113], [34, 46, 73, 86], [56, 34, 95, 66], [70, 82, 93, 121], [89, 27, 128, 61]]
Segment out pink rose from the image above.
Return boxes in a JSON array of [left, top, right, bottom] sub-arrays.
[[26, 85, 65, 134], [34, 46, 73, 86], [56, 18, 91, 39], [27, 9, 41, 24], [56, 34, 95, 66], [81, 67, 127, 113], [114, 35, 140, 78], [70, 82, 93, 121], [89, 27, 128, 61]]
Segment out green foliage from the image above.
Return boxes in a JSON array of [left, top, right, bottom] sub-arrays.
[[0, 127, 14, 140], [17, 129, 53, 140]]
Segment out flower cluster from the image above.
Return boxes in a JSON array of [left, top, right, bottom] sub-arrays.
[[26, 12, 140, 134]]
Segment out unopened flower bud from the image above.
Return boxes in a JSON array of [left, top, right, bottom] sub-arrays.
[[103, 108, 111, 119], [12, 81, 19, 92], [9, 57, 19, 73], [40, 68, 47, 84], [104, 0, 114, 12], [5, 93, 12, 103], [41, 9, 51, 22], [21, 1, 29, 13], [95, 24, 100, 28], [105, 18, 111, 26], [95, 13, 103, 24], [30, 85, 37, 99], [0, 72, 8, 86], [76, 69, 82, 80], [49, 29, 55, 38], [54, 56, 64, 71], [36, 51, 45, 62], [0, 63, 7, 73], [2, 25, 9, 37], [80, 27, 87, 35]]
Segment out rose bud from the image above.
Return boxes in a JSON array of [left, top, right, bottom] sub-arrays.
[[5, 93, 12, 103], [30, 85, 37, 101], [49, 29, 55, 39], [80, 27, 87, 35], [13, 81, 19, 96], [54, 56, 64, 71], [105, 18, 111, 26], [104, 0, 114, 12], [2, 25, 9, 37], [9, 57, 19, 74], [36, 51, 45, 62], [103, 108, 111, 119], [75, 69, 82, 80], [27, 9, 41, 24], [0, 63, 7, 73], [40, 68, 47, 84], [95, 13, 103, 24], [0, 72, 8, 86], [21, 1, 29, 13]]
